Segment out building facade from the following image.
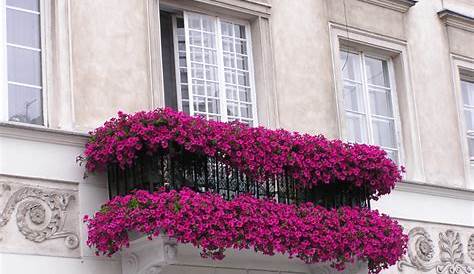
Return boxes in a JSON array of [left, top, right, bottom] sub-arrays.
[[0, 0, 473, 273]]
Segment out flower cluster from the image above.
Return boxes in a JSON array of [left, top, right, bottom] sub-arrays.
[[84, 188, 407, 274], [83, 108, 403, 199]]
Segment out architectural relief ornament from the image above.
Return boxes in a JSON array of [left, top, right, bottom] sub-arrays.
[[469, 235, 474, 261], [398, 227, 474, 273], [0, 184, 79, 249]]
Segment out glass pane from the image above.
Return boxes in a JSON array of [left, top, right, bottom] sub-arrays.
[[203, 33, 215, 48], [182, 100, 190, 114], [464, 109, 474, 130], [223, 52, 235, 68], [236, 55, 248, 70], [8, 84, 43, 125], [179, 69, 188, 84], [343, 82, 364, 112], [178, 51, 187, 67], [340, 51, 362, 82], [372, 118, 397, 148], [226, 85, 238, 100], [461, 80, 474, 106], [180, 85, 189, 99], [7, 46, 42, 86], [240, 104, 252, 118], [191, 63, 204, 79], [207, 99, 219, 114], [237, 71, 249, 87], [205, 65, 218, 81], [221, 22, 233, 36], [6, 0, 39, 11], [234, 24, 246, 39], [190, 47, 203, 62], [369, 88, 393, 117], [235, 40, 247, 55], [192, 79, 205, 95], [345, 112, 368, 143], [468, 137, 474, 158], [222, 37, 234, 52], [7, 8, 40, 48], [193, 96, 206, 112], [188, 14, 201, 30], [206, 82, 219, 97], [227, 102, 239, 117], [189, 30, 202, 46], [202, 17, 215, 32], [365, 56, 390, 87], [225, 69, 236, 84], [204, 49, 217, 65], [385, 149, 399, 164], [239, 87, 251, 102]]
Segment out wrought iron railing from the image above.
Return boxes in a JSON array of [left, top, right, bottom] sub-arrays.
[[107, 143, 370, 209]]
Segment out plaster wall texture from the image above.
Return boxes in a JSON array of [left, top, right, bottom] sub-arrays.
[[1, 0, 474, 274]]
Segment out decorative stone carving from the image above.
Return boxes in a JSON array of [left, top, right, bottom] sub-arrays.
[[468, 235, 474, 261], [0, 185, 79, 249], [398, 227, 474, 273]]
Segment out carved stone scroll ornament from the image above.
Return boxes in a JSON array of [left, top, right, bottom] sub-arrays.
[[469, 234, 474, 261], [0, 184, 79, 249], [398, 227, 474, 273]]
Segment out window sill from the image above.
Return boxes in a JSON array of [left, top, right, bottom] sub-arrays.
[[0, 121, 89, 147]]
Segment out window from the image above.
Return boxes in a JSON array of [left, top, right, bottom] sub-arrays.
[[340, 49, 400, 162], [161, 10, 256, 125], [4, 0, 44, 125], [461, 77, 474, 163]]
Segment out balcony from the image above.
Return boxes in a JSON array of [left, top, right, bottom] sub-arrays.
[[81, 108, 407, 274]]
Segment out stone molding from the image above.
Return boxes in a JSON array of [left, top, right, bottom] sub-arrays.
[[398, 227, 474, 273], [438, 9, 474, 33], [122, 235, 367, 274], [0, 178, 80, 257], [357, 0, 417, 13]]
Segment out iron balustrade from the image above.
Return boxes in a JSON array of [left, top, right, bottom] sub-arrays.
[[107, 144, 370, 209]]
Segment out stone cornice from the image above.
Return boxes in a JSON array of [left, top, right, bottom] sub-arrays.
[[438, 9, 474, 33], [0, 122, 88, 147], [358, 0, 417, 13], [397, 180, 474, 201]]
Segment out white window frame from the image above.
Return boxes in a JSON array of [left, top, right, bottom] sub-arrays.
[[451, 54, 474, 189], [339, 46, 403, 163], [0, 0, 48, 127], [170, 10, 258, 126]]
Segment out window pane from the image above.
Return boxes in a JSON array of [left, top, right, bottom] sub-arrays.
[[234, 24, 246, 39], [193, 96, 206, 112], [343, 82, 364, 112], [6, 0, 39, 11], [236, 55, 248, 70], [223, 52, 235, 68], [226, 85, 238, 100], [204, 49, 217, 65], [372, 118, 397, 148], [365, 56, 390, 87], [7, 8, 41, 48], [464, 109, 474, 130], [207, 98, 219, 114], [206, 82, 219, 97], [462, 80, 474, 106], [227, 102, 239, 117], [468, 137, 474, 158], [369, 88, 393, 117], [7, 46, 42, 86], [239, 87, 251, 102], [240, 104, 252, 119], [192, 79, 205, 95], [340, 51, 362, 82], [8, 84, 43, 124], [221, 22, 233, 36], [384, 149, 399, 164], [345, 112, 368, 143]]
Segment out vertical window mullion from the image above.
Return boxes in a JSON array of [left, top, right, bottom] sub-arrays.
[[360, 52, 373, 144], [172, 15, 183, 111], [216, 17, 228, 122], [183, 11, 195, 116]]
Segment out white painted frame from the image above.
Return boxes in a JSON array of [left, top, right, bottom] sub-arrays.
[[329, 22, 425, 182], [0, 0, 48, 126], [340, 47, 401, 162], [172, 10, 258, 126], [451, 54, 474, 189]]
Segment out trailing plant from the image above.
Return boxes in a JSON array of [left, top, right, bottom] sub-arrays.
[[84, 188, 407, 274], [81, 108, 403, 199]]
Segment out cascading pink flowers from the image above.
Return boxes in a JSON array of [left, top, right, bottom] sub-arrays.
[[82, 108, 403, 199], [84, 188, 407, 274]]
